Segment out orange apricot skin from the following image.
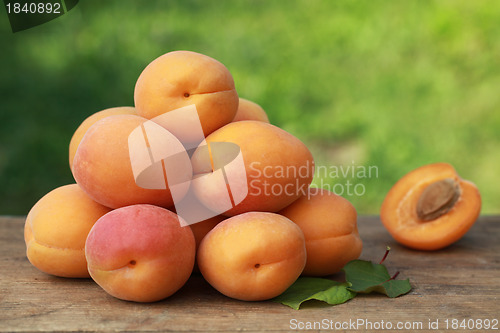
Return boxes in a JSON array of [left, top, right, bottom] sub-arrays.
[[190, 215, 226, 251], [189, 215, 226, 273], [134, 50, 239, 138], [191, 121, 315, 216], [72, 114, 181, 209], [232, 98, 270, 123], [279, 188, 362, 276], [380, 162, 481, 251], [69, 107, 136, 169], [197, 212, 306, 301], [24, 184, 112, 278]]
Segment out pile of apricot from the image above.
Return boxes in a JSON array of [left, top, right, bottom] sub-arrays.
[[25, 51, 363, 302], [24, 51, 481, 303]]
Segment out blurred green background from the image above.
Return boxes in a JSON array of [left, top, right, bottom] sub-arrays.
[[1, 0, 499, 215]]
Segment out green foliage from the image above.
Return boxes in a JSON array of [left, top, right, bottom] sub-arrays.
[[0, 0, 499, 214], [274, 257, 411, 310], [343, 260, 412, 298], [272, 277, 355, 310]]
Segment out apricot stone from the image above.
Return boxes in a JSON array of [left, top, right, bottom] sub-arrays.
[[24, 184, 111, 278], [279, 187, 362, 276], [197, 212, 306, 301]]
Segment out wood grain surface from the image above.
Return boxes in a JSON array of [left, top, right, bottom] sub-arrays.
[[1, 216, 499, 332]]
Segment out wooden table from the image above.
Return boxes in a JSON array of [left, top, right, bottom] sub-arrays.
[[1, 216, 499, 332]]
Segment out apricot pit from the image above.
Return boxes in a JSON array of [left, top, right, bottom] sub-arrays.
[[416, 178, 460, 221]]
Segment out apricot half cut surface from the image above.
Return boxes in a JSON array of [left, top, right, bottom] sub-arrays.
[[381, 162, 481, 251]]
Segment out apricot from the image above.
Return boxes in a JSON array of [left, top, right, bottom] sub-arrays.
[[279, 187, 362, 276], [232, 98, 270, 123], [190, 215, 226, 251], [381, 162, 481, 251], [134, 50, 239, 143], [191, 120, 315, 216], [85, 204, 195, 302], [24, 184, 111, 278], [69, 106, 136, 169], [72, 114, 191, 209], [197, 212, 306, 301], [189, 215, 226, 273]]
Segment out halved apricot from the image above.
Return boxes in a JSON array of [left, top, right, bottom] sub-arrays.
[[381, 162, 481, 250]]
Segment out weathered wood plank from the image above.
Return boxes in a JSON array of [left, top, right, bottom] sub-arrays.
[[1, 216, 499, 332]]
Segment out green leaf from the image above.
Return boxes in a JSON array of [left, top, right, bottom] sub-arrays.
[[379, 278, 412, 298], [273, 256, 412, 310], [342, 260, 411, 297], [272, 277, 356, 310], [343, 260, 391, 292]]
